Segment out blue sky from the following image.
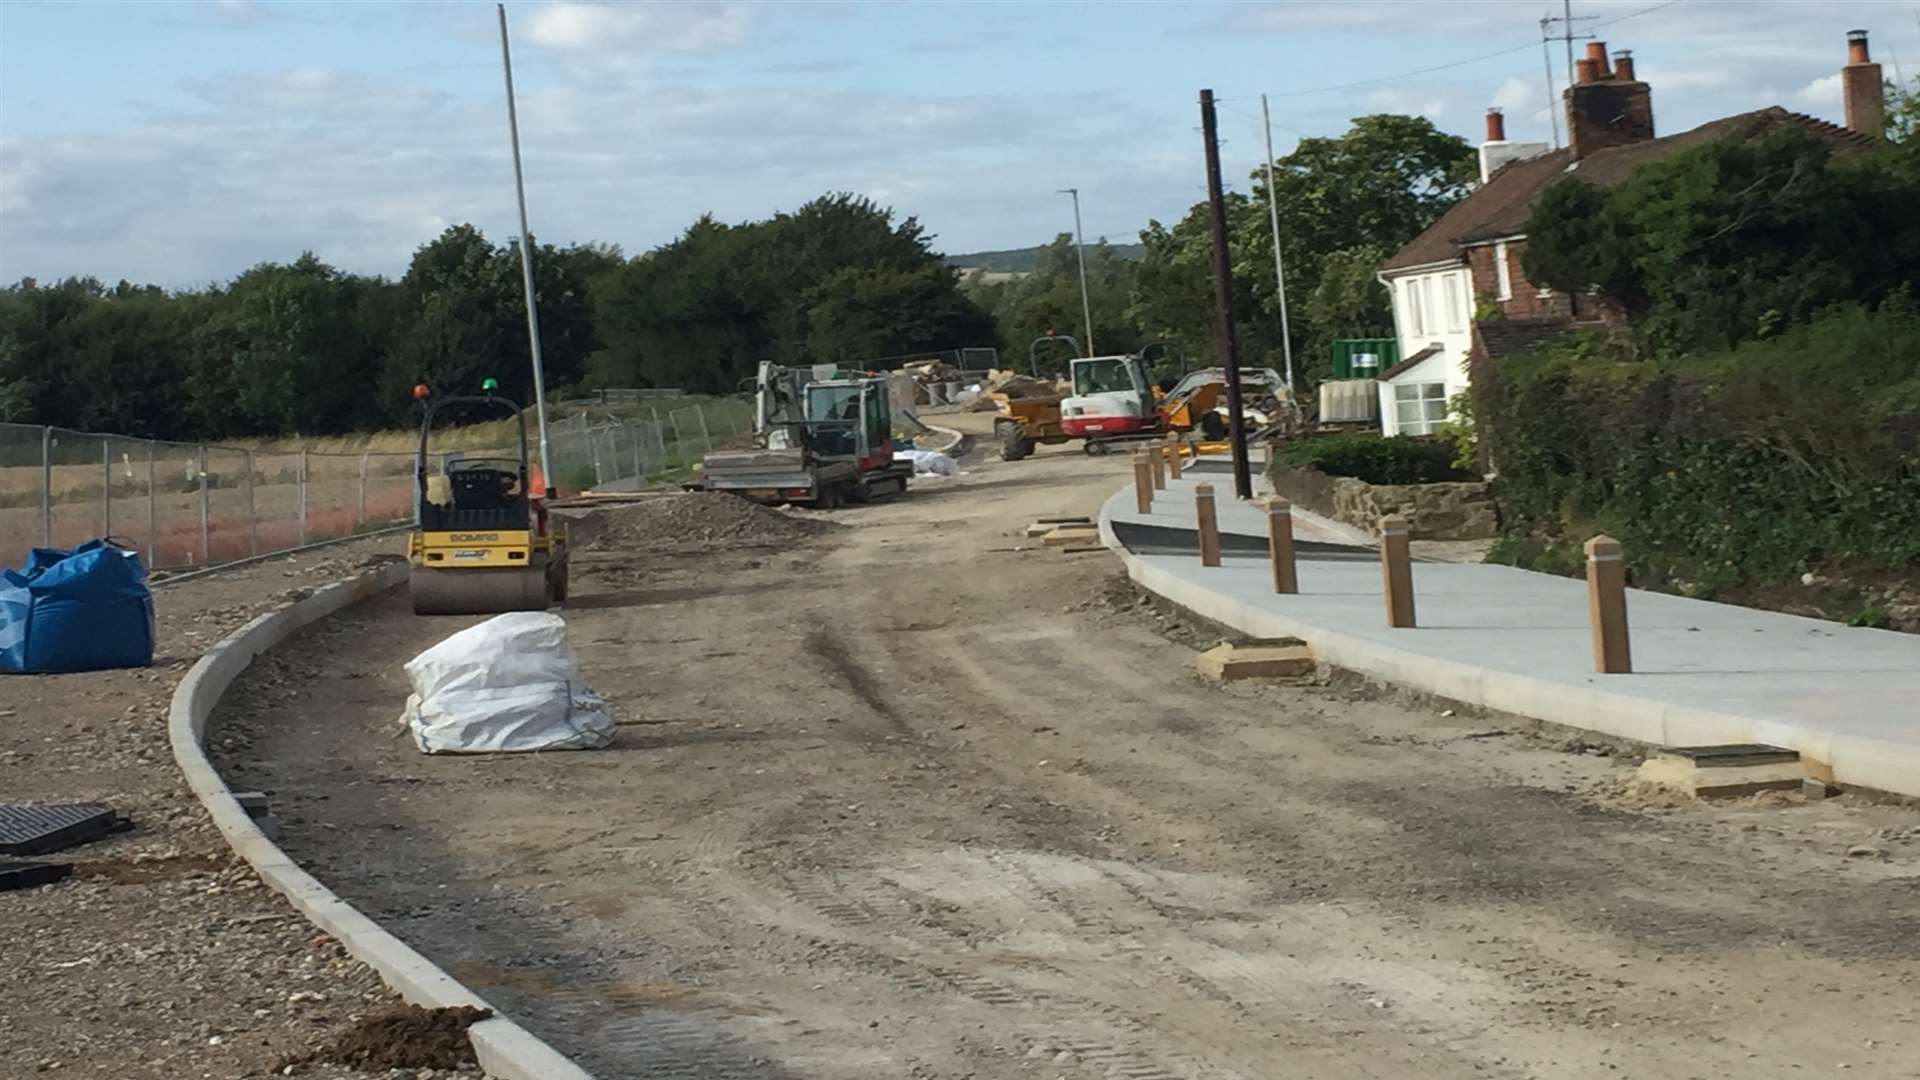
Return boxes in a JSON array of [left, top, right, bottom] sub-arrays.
[[2, 0, 1913, 285]]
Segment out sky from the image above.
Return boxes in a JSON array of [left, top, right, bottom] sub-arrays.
[[1, 0, 1915, 287]]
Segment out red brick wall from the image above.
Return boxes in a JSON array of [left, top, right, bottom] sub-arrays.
[[1465, 241, 1564, 321]]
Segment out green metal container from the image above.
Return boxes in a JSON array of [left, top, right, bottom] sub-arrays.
[[1330, 338, 1400, 380]]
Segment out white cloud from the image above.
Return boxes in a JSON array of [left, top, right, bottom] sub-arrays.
[[208, 0, 273, 27], [1490, 76, 1536, 112], [1796, 72, 1843, 107], [526, 1, 751, 52], [0, 59, 1172, 285]]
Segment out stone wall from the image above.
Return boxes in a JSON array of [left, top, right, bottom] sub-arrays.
[[1267, 464, 1498, 540]]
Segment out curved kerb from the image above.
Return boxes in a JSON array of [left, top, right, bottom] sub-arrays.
[[167, 561, 596, 1080]]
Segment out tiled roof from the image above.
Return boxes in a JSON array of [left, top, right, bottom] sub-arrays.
[[1473, 318, 1576, 360], [1381, 107, 1877, 273]]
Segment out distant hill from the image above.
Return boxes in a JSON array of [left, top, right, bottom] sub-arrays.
[[945, 242, 1145, 274]]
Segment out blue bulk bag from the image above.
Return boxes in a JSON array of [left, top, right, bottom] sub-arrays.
[[0, 540, 154, 674]]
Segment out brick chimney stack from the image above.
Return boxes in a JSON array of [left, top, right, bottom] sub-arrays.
[[1842, 30, 1885, 139], [1565, 40, 1655, 160], [1485, 107, 1506, 142]]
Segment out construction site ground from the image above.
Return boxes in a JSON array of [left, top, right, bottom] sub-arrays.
[[0, 534, 492, 1079], [30, 410, 1920, 1079]]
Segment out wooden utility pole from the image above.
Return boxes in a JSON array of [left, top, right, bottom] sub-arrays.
[[1199, 89, 1253, 501]]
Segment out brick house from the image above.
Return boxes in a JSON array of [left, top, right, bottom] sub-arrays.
[[1372, 32, 1887, 437]]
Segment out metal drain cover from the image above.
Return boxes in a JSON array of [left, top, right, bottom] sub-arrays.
[[0, 861, 73, 892], [0, 803, 120, 856]]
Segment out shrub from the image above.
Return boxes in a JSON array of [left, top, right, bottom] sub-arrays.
[[1476, 302, 1920, 592], [1277, 433, 1474, 486]]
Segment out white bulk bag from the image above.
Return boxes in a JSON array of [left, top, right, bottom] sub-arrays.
[[894, 449, 960, 476], [403, 612, 613, 754]]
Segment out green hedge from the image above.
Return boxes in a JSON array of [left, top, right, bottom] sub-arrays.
[[1277, 433, 1473, 486], [1478, 302, 1920, 596]]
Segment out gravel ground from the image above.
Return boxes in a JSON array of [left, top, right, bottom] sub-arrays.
[[0, 537, 493, 1079]]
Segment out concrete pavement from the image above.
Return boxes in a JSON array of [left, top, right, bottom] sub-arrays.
[[1101, 462, 1920, 798]]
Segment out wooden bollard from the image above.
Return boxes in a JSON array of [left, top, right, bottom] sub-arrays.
[[1195, 483, 1221, 567], [1133, 451, 1153, 514], [1379, 515, 1415, 628], [1586, 534, 1632, 673], [1266, 497, 1298, 594], [1165, 438, 1183, 479], [1149, 438, 1167, 490]]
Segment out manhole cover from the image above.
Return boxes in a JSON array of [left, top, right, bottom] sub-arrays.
[[0, 861, 73, 892], [1662, 744, 1799, 766], [0, 803, 120, 856]]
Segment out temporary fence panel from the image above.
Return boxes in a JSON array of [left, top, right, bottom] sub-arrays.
[[0, 416, 708, 572], [44, 428, 111, 557], [147, 441, 205, 570], [249, 450, 304, 554]]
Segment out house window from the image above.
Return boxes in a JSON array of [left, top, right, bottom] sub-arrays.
[[1494, 241, 1513, 301], [1393, 382, 1449, 435], [1420, 278, 1436, 337], [1445, 273, 1467, 332], [1404, 279, 1425, 337]]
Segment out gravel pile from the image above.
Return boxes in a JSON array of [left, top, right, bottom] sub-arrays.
[[574, 492, 834, 552]]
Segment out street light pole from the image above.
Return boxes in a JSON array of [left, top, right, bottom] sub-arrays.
[[1058, 187, 1096, 356], [497, 3, 555, 499], [1259, 94, 1297, 393]]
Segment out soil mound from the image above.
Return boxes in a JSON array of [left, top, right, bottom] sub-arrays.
[[573, 492, 834, 552], [277, 1003, 490, 1071]]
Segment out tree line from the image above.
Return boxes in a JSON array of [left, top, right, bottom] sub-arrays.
[[1, 113, 1485, 441], [0, 193, 993, 440]]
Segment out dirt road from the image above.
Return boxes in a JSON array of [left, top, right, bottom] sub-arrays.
[[216, 423, 1920, 1079]]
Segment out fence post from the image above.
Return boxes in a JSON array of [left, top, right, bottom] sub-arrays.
[[695, 407, 713, 453], [40, 427, 51, 547], [357, 452, 369, 528], [669, 410, 686, 456], [102, 439, 112, 539], [146, 442, 156, 565], [244, 450, 258, 556], [1133, 451, 1153, 513], [297, 449, 309, 545], [631, 422, 643, 482], [1586, 535, 1632, 673], [1267, 497, 1298, 594], [1195, 482, 1221, 567], [1380, 515, 1416, 628], [198, 445, 210, 565]]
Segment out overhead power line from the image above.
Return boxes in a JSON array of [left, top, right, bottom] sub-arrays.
[[1264, 0, 1686, 100]]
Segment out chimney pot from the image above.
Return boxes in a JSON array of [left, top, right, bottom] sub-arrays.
[[1842, 30, 1884, 137], [1584, 41, 1612, 77], [1847, 29, 1870, 64], [1485, 107, 1507, 142], [1575, 57, 1600, 84], [1611, 49, 1636, 82]]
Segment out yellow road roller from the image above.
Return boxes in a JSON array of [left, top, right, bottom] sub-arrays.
[[407, 388, 568, 616]]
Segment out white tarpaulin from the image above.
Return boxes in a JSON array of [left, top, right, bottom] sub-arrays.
[[894, 449, 959, 476], [403, 612, 614, 754]]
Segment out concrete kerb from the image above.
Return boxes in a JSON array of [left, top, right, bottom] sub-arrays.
[[167, 561, 595, 1080], [1096, 486, 1920, 798], [922, 424, 968, 456]]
